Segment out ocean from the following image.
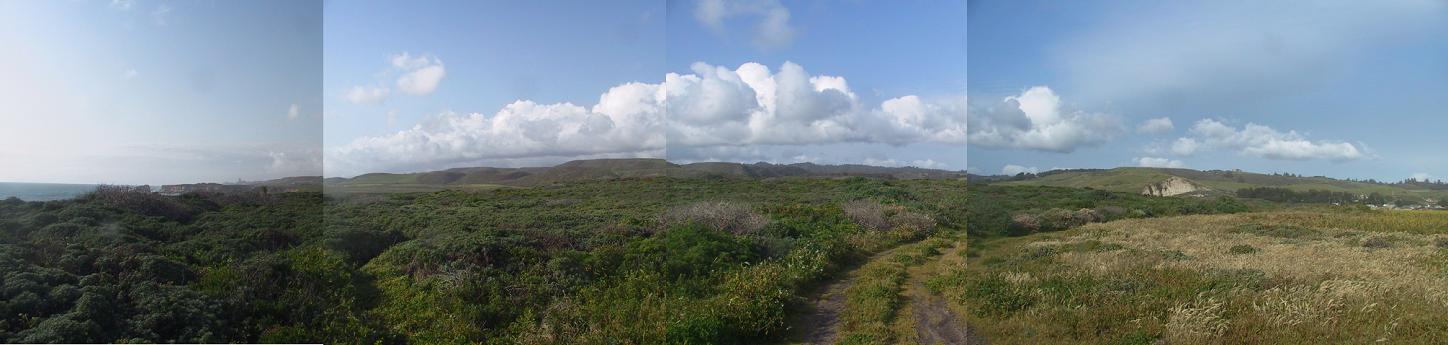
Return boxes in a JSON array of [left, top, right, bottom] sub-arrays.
[[0, 182, 100, 201]]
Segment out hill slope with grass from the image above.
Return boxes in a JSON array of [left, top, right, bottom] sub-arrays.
[[324, 158, 968, 194], [994, 167, 1445, 202]]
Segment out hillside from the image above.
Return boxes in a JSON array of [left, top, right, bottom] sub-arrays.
[[992, 167, 1444, 202], [324, 158, 968, 194]]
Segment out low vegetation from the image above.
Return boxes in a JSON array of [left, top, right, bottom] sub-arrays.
[[935, 210, 1448, 344], [0, 177, 967, 343]]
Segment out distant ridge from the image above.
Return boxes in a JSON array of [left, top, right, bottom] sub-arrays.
[[976, 167, 1446, 200], [325, 158, 966, 191]]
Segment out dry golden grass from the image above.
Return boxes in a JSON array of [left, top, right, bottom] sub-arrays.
[[935, 211, 1448, 344]]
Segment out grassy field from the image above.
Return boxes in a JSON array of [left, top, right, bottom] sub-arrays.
[[998, 167, 1429, 198], [322, 183, 509, 195], [933, 209, 1448, 344]]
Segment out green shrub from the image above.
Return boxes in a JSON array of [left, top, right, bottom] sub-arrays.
[[1228, 244, 1258, 255]]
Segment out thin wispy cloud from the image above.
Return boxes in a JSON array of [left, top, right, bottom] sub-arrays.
[[694, 0, 797, 50]]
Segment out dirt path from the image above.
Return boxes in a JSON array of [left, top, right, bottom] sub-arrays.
[[797, 271, 852, 344], [902, 241, 972, 344]]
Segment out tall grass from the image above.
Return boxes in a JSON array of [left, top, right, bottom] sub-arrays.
[[934, 211, 1448, 344]]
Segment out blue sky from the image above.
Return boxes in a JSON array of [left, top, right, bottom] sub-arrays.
[[323, 0, 666, 176], [967, 0, 1448, 182], [0, 0, 321, 185], [325, 0, 967, 176]]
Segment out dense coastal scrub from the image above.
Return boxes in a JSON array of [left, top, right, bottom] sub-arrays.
[[0, 177, 967, 343]]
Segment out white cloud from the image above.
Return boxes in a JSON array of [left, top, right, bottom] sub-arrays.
[[664, 61, 965, 152], [1411, 172, 1432, 181], [1135, 156, 1186, 168], [1137, 117, 1174, 134], [1180, 119, 1367, 161], [967, 86, 1124, 152], [345, 86, 390, 104], [862, 158, 947, 169], [268, 150, 322, 176], [343, 52, 445, 105], [694, 0, 797, 49], [287, 104, 299, 120], [393, 53, 446, 95], [109, 0, 133, 10], [1001, 164, 1039, 176], [122, 69, 138, 80], [326, 82, 666, 176], [329, 61, 964, 175], [1170, 137, 1199, 156], [151, 5, 171, 26]]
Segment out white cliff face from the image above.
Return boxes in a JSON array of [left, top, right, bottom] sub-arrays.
[[1141, 176, 1202, 197]]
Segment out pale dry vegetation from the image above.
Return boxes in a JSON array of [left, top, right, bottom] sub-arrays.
[[658, 200, 770, 235], [933, 211, 1448, 344]]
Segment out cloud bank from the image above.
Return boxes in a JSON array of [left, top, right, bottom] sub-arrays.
[[1180, 119, 1368, 161], [327, 61, 966, 176], [967, 86, 1124, 153]]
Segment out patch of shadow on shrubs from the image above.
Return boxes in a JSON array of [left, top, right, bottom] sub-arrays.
[[1228, 244, 1258, 255], [1433, 237, 1448, 249], [1361, 236, 1394, 249], [962, 273, 1035, 317], [1229, 223, 1322, 239]]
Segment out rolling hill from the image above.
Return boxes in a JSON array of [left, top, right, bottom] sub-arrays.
[[988, 167, 1446, 202], [323, 158, 968, 194]]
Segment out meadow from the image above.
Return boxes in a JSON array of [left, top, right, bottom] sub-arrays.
[[933, 209, 1448, 344]]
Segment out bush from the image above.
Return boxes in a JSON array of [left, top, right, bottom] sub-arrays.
[[660, 201, 770, 235], [1434, 237, 1448, 249], [1009, 214, 1040, 234], [843, 200, 890, 232], [1362, 236, 1393, 249], [1228, 244, 1258, 255]]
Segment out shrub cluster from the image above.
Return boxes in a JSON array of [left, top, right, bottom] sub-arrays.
[[659, 200, 770, 235]]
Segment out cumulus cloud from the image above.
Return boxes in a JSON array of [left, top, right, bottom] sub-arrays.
[[343, 52, 445, 105], [287, 104, 299, 120], [664, 61, 965, 153], [345, 86, 390, 105], [329, 61, 964, 175], [1170, 137, 1199, 156], [1137, 117, 1174, 134], [694, 0, 797, 49], [1001, 164, 1039, 176], [392, 53, 446, 95], [326, 82, 666, 176], [967, 86, 1124, 153], [1180, 119, 1368, 161], [1135, 157, 1186, 168], [1411, 172, 1432, 181]]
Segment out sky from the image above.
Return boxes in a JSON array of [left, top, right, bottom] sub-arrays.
[[662, 0, 967, 170], [967, 0, 1448, 182], [0, 0, 321, 186], [324, 0, 967, 177], [323, 0, 666, 177]]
